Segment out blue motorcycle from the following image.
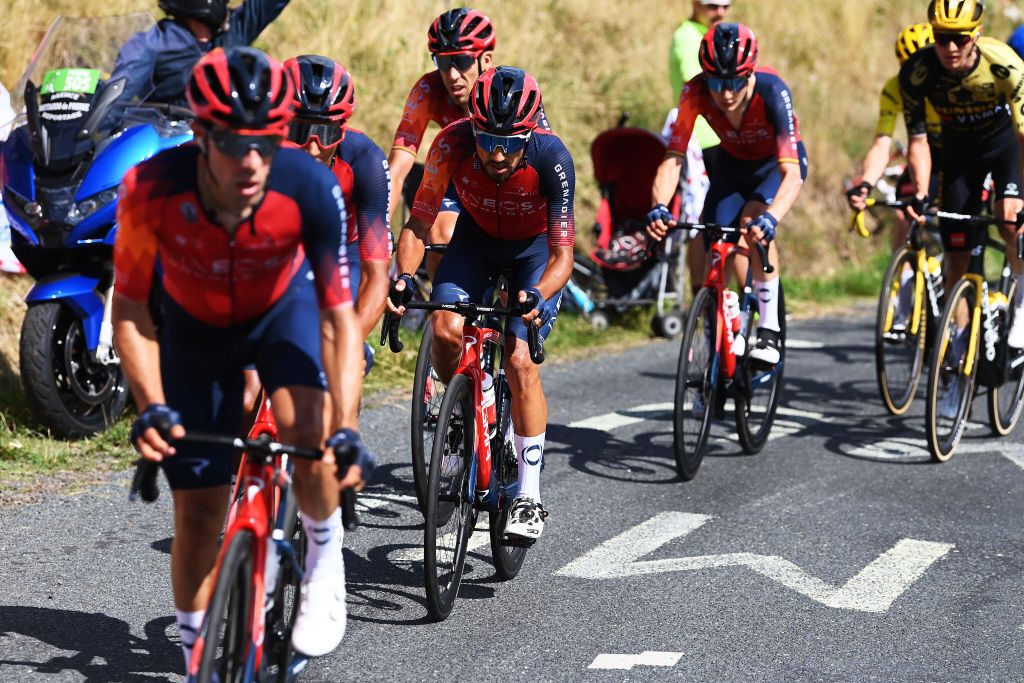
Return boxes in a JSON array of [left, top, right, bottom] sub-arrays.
[[2, 15, 192, 436]]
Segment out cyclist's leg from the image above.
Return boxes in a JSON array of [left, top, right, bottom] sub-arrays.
[[503, 234, 558, 539], [986, 129, 1024, 346], [425, 182, 462, 279], [250, 265, 347, 656], [159, 295, 241, 668], [429, 213, 492, 382], [938, 143, 982, 329]]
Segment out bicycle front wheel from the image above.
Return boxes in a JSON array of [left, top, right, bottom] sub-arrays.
[[875, 246, 926, 415], [196, 529, 255, 683], [673, 287, 717, 480], [411, 323, 439, 514], [423, 372, 475, 622], [925, 278, 979, 462], [736, 283, 787, 454], [989, 281, 1024, 435]]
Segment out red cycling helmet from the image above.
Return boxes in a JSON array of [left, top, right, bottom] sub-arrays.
[[283, 55, 356, 124], [186, 46, 294, 136], [428, 8, 496, 56], [698, 22, 758, 78], [469, 66, 542, 135]]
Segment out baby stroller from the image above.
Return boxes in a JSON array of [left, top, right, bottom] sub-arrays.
[[568, 114, 687, 338]]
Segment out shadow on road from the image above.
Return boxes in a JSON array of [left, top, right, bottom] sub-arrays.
[[0, 607, 178, 682]]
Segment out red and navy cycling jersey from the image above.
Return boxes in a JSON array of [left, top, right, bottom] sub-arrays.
[[668, 67, 803, 164], [114, 145, 351, 327], [411, 118, 575, 247], [332, 128, 392, 262]]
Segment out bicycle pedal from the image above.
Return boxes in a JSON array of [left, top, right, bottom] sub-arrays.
[[501, 534, 536, 548]]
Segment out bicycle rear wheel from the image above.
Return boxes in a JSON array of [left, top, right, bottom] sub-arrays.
[[411, 323, 439, 514], [489, 388, 527, 580], [673, 287, 717, 480], [875, 246, 926, 415], [989, 281, 1024, 435], [196, 529, 255, 683], [736, 284, 787, 454], [423, 373, 475, 622], [926, 279, 979, 462]]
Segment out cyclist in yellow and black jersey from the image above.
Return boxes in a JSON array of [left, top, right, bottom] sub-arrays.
[[848, 23, 941, 255], [900, 0, 1024, 350]]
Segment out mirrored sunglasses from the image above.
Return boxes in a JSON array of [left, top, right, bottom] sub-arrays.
[[432, 53, 477, 73], [473, 126, 531, 155], [209, 130, 282, 158], [288, 119, 344, 149], [707, 75, 749, 93]]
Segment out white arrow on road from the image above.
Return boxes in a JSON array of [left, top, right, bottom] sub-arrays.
[[556, 512, 954, 613]]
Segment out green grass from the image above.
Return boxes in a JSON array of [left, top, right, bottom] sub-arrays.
[[786, 251, 890, 305]]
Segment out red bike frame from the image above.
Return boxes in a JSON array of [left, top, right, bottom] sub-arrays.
[[188, 394, 282, 679], [454, 324, 504, 495], [705, 239, 742, 380]]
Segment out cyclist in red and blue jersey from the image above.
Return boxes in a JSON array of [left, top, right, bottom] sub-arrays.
[[112, 47, 371, 668], [285, 54, 392, 365], [387, 66, 574, 541], [648, 22, 807, 366]]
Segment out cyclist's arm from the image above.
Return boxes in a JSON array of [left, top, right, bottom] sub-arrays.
[[230, 0, 292, 43], [301, 168, 360, 432], [858, 77, 901, 188], [352, 142, 394, 338], [906, 134, 931, 205], [762, 79, 805, 224], [766, 160, 803, 224], [111, 167, 164, 409], [651, 81, 700, 212], [859, 135, 894, 188], [534, 136, 576, 298], [386, 148, 416, 218]]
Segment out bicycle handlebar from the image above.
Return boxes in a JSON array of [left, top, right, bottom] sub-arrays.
[[380, 299, 545, 364], [679, 222, 774, 274], [851, 198, 1024, 238]]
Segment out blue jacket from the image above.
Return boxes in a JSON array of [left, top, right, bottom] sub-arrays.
[[110, 0, 291, 107]]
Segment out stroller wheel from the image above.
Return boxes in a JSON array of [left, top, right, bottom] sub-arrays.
[[653, 311, 685, 339], [589, 310, 610, 332]]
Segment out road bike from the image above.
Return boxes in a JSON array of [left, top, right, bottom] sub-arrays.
[[925, 215, 1024, 462], [851, 198, 946, 415], [381, 290, 545, 621], [130, 395, 358, 682], [673, 223, 785, 480]]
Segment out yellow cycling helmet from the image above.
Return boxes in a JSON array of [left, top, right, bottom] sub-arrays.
[[895, 23, 935, 62], [928, 0, 984, 34]]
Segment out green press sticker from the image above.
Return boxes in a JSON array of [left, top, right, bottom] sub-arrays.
[[40, 68, 101, 96]]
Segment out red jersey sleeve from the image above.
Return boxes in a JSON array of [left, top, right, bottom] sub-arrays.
[[113, 164, 160, 303], [666, 75, 706, 156], [410, 120, 463, 225], [393, 73, 444, 156]]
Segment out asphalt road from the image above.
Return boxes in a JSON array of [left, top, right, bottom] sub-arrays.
[[2, 311, 1023, 681]]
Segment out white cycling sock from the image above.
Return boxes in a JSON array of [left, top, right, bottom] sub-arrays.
[[515, 432, 545, 503], [175, 608, 205, 671], [300, 508, 344, 582], [898, 267, 915, 319], [756, 278, 781, 333]]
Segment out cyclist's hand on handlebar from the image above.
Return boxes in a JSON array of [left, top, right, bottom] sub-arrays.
[[743, 212, 778, 247], [645, 203, 676, 241], [325, 428, 376, 491], [846, 181, 872, 211], [906, 194, 930, 224], [385, 274, 416, 317], [130, 404, 185, 462], [519, 287, 558, 328]]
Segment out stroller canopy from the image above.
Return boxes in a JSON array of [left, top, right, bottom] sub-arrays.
[[590, 127, 668, 227]]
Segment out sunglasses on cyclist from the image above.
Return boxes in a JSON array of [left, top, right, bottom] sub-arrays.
[[707, 75, 749, 93], [473, 126, 531, 155], [288, 119, 344, 149], [432, 53, 478, 73], [208, 130, 282, 158], [934, 31, 976, 47]]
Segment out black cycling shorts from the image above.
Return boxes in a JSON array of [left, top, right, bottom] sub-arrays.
[[938, 125, 1022, 252]]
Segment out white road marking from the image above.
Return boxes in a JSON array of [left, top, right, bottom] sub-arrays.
[[787, 339, 827, 350], [357, 492, 417, 512], [958, 441, 1024, 470], [588, 651, 683, 670], [568, 412, 645, 432], [556, 512, 953, 613]]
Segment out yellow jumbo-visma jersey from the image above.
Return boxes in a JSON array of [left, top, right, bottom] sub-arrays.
[[877, 74, 942, 144], [901, 37, 1024, 141]]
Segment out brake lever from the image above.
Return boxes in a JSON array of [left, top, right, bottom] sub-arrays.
[[755, 242, 775, 274], [522, 294, 546, 365], [1017, 233, 1024, 261]]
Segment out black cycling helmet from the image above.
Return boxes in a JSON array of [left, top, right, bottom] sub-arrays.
[[158, 0, 229, 31]]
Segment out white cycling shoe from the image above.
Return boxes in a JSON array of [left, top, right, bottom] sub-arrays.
[[1008, 314, 1024, 350], [504, 497, 548, 541], [291, 575, 347, 658], [749, 329, 782, 365]]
